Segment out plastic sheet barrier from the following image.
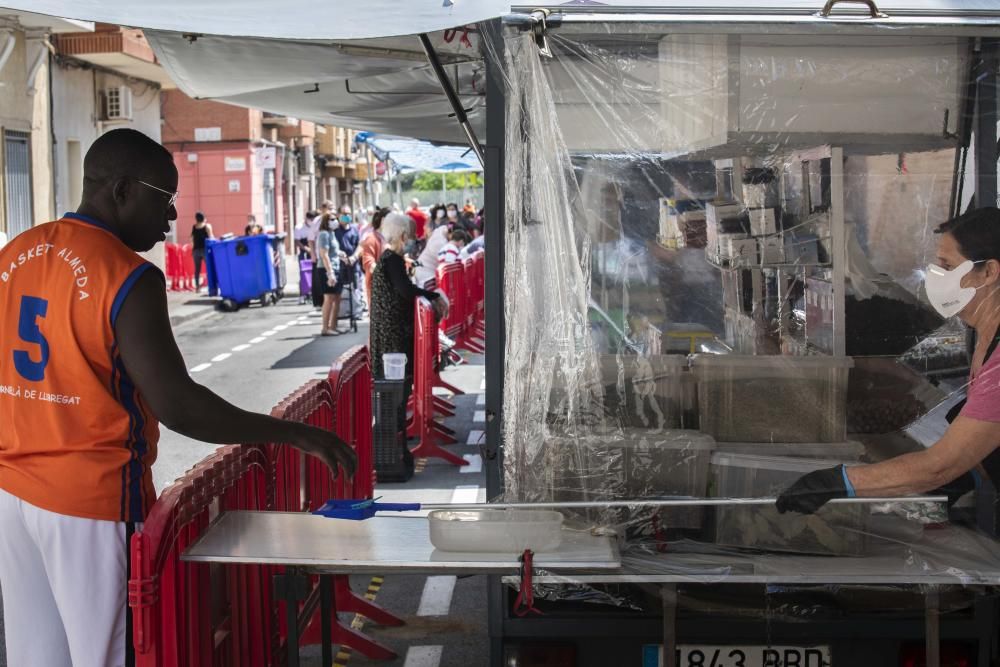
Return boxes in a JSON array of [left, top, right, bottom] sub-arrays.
[[490, 23, 1000, 591]]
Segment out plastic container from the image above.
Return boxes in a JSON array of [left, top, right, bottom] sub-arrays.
[[205, 235, 280, 308], [382, 353, 407, 380], [545, 429, 715, 531], [692, 354, 853, 443], [713, 440, 865, 461], [428, 509, 564, 553], [549, 354, 691, 429], [710, 452, 869, 556]]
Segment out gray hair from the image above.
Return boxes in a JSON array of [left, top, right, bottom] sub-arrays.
[[382, 212, 414, 245]]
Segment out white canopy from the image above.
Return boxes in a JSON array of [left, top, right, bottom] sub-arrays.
[[7, 2, 510, 40], [8, 2, 1000, 144]]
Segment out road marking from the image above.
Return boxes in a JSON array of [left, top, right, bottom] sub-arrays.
[[466, 430, 484, 446], [261, 331, 276, 337], [231, 344, 251, 352], [403, 646, 443, 667], [288, 319, 300, 325], [249, 337, 266, 344], [417, 576, 457, 616], [473, 410, 486, 423], [451, 485, 480, 505], [476, 393, 485, 406], [480, 378, 486, 390], [460, 454, 482, 473], [211, 353, 231, 362], [189, 363, 211, 373], [274, 324, 288, 331]]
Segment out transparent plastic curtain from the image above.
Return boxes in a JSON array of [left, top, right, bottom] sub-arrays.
[[494, 22, 1000, 592]]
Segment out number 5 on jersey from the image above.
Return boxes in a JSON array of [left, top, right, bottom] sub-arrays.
[[14, 295, 50, 382]]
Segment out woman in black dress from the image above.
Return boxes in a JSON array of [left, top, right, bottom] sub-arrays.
[[190, 211, 213, 290], [369, 213, 448, 381]]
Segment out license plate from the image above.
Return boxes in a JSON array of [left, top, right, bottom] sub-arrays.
[[643, 644, 832, 667]]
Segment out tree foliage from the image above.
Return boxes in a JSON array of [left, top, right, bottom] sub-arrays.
[[410, 171, 482, 191]]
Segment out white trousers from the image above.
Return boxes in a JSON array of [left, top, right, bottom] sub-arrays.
[[0, 488, 130, 667]]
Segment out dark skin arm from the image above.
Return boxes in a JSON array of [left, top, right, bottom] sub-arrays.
[[114, 270, 357, 477]]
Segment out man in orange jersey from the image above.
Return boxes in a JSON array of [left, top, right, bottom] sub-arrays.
[[0, 129, 356, 667]]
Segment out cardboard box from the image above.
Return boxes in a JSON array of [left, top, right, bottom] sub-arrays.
[[759, 236, 785, 264], [721, 235, 758, 265], [749, 207, 777, 236]]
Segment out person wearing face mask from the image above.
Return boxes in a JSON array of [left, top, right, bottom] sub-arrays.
[[778, 207, 1000, 515]]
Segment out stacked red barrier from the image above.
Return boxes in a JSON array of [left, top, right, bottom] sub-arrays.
[[408, 296, 468, 467], [128, 346, 395, 665], [163, 242, 205, 292], [435, 250, 485, 354]]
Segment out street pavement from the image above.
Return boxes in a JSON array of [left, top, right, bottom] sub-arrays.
[[0, 283, 491, 667]]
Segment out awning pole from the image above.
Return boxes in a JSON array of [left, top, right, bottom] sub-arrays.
[[418, 33, 485, 168]]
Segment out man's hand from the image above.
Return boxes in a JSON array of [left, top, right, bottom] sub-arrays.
[[292, 425, 358, 478], [775, 465, 849, 515]]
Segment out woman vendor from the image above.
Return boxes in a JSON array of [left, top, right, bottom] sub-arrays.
[[778, 207, 1000, 514]]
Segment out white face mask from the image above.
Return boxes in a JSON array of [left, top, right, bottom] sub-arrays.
[[924, 260, 983, 318]]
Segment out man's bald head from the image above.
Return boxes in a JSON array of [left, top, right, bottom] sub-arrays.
[[83, 128, 173, 193], [77, 129, 177, 252]]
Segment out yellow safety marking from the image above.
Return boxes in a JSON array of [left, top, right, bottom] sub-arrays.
[[332, 575, 386, 667]]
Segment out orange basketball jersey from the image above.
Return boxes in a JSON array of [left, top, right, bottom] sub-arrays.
[[0, 213, 159, 522]]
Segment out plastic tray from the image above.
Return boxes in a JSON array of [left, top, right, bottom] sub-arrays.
[[428, 509, 564, 553], [710, 452, 869, 556]]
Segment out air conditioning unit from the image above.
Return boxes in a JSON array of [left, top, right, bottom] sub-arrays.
[[102, 86, 133, 122]]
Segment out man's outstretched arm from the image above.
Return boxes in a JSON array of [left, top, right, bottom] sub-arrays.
[[114, 269, 357, 477]]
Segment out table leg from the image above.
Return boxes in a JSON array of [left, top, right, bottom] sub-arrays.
[[273, 568, 310, 667], [321, 574, 333, 667], [662, 584, 677, 667], [926, 586, 940, 667]]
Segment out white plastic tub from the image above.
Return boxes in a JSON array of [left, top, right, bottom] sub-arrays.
[[428, 509, 564, 553], [382, 353, 407, 380]]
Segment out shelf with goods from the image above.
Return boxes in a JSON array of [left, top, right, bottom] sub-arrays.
[[705, 146, 847, 358]]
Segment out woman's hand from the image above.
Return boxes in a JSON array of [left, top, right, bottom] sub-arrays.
[[433, 295, 450, 321]]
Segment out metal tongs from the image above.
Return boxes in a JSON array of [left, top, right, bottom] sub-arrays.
[[313, 495, 947, 521]]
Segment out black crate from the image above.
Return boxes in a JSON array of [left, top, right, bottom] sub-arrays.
[[373, 380, 413, 482]]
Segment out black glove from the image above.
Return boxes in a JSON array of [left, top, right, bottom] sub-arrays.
[[930, 470, 980, 507], [775, 465, 848, 515]]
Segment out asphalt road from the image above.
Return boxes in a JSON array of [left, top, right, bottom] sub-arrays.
[[0, 296, 490, 667]]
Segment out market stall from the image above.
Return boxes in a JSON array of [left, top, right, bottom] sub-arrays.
[[480, 4, 1000, 666], [8, 0, 1000, 664]]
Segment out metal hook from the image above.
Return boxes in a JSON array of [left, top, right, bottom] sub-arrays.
[[531, 9, 553, 58]]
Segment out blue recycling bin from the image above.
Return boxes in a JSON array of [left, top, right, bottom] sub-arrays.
[[205, 235, 281, 310]]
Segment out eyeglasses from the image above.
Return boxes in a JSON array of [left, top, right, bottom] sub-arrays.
[[138, 180, 178, 208]]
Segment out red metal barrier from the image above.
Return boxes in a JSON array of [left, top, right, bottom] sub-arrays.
[[165, 243, 183, 291], [128, 346, 394, 665], [129, 444, 280, 667], [409, 297, 467, 466], [270, 366, 401, 660], [436, 262, 484, 354]]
